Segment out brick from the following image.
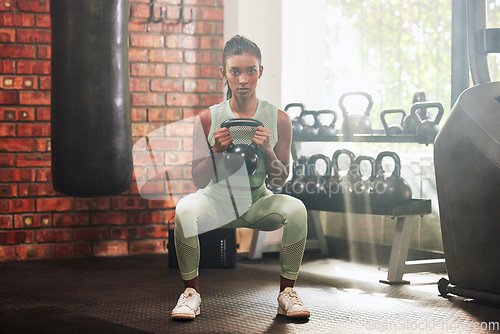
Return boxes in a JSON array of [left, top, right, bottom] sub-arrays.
[[184, 0, 217, 5], [36, 228, 72, 243], [35, 168, 51, 182], [131, 108, 148, 122], [150, 78, 183, 92], [93, 240, 128, 256], [166, 93, 199, 107], [36, 198, 74, 212], [74, 197, 111, 211], [188, 21, 217, 35], [91, 212, 127, 225], [53, 213, 90, 227], [0, 76, 38, 90], [17, 60, 51, 74], [14, 213, 51, 228], [0, 184, 17, 197], [36, 107, 50, 121], [39, 76, 50, 90], [0, 198, 34, 213], [148, 108, 182, 122], [55, 243, 91, 258], [110, 226, 128, 239], [17, 29, 51, 43], [127, 210, 165, 224], [148, 197, 176, 209], [129, 78, 149, 92], [200, 7, 223, 21], [0, 91, 19, 104], [0, 215, 13, 228], [167, 64, 199, 78], [130, 63, 165, 77], [165, 35, 198, 49], [200, 94, 223, 107], [17, 123, 50, 137], [0, 123, 15, 136], [0, 45, 36, 59], [17, 153, 51, 167], [143, 224, 168, 238], [0, 28, 15, 42], [184, 50, 220, 64], [18, 0, 49, 12], [0, 107, 35, 121], [129, 239, 165, 254], [0, 230, 34, 244], [0, 0, 15, 11], [19, 91, 50, 105], [112, 197, 148, 210], [131, 93, 165, 107], [128, 48, 148, 62], [73, 227, 109, 241], [148, 49, 183, 63], [184, 79, 219, 93], [35, 13, 50, 28], [18, 183, 55, 197], [0, 60, 16, 74], [130, 34, 164, 48], [35, 138, 50, 152], [0, 169, 35, 182], [201, 65, 222, 78], [16, 244, 55, 260], [0, 246, 16, 261], [128, 20, 147, 33], [37, 45, 51, 59], [0, 13, 35, 27], [130, 3, 150, 18], [131, 123, 165, 138], [200, 35, 223, 50]]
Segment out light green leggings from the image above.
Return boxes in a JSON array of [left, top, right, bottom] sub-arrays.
[[174, 186, 308, 281]]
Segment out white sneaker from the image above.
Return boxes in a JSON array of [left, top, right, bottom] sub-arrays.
[[277, 287, 310, 318], [171, 287, 201, 320]]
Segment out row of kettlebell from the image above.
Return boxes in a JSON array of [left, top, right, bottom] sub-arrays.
[[286, 91, 444, 144], [281, 149, 413, 209]]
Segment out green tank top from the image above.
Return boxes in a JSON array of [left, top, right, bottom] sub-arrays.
[[207, 99, 279, 188]]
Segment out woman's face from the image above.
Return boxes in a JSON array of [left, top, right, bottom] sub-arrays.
[[222, 52, 263, 98]]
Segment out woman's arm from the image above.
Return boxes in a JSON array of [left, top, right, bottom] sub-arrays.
[[252, 109, 292, 188], [191, 108, 232, 189]]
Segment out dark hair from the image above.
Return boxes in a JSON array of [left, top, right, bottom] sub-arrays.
[[222, 35, 262, 100]]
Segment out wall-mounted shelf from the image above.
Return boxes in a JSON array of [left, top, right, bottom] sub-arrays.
[[293, 129, 434, 144]]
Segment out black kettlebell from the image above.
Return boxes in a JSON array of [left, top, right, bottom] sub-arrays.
[[351, 155, 375, 207], [340, 92, 373, 136], [373, 151, 412, 207], [221, 118, 264, 176], [316, 110, 338, 140], [303, 154, 331, 206], [299, 110, 319, 140], [283, 156, 308, 196], [327, 149, 356, 208], [403, 91, 428, 135], [284, 103, 306, 139], [410, 101, 444, 145], [381, 109, 406, 135]]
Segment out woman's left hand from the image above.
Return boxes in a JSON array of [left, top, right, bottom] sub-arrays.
[[252, 126, 272, 154]]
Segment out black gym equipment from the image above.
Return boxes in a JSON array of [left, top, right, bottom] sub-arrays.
[[373, 151, 412, 207], [284, 103, 306, 138], [221, 118, 264, 176], [403, 91, 428, 135], [381, 109, 406, 135], [434, 0, 500, 303], [316, 110, 338, 140], [299, 110, 320, 140], [50, 0, 133, 197], [410, 101, 444, 145], [340, 92, 373, 136]]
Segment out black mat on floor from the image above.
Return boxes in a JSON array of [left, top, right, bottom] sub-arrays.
[[0, 254, 499, 333]]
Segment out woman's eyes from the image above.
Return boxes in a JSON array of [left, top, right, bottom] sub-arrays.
[[229, 69, 256, 75]]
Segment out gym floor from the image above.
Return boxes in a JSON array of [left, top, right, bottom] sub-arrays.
[[0, 252, 499, 334]]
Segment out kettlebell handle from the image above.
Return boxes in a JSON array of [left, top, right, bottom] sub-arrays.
[[284, 103, 306, 113], [314, 110, 338, 127], [339, 92, 374, 117], [353, 155, 376, 178], [306, 154, 332, 177], [332, 149, 356, 174], [380, 109, 406, 130], [221, 118, 264, 129], [375, 151, 402, 178], [299, 110, 319, 127], [410, 102, 444, 125]]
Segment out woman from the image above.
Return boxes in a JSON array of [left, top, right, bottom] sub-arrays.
[[171, 35, 309, 320]]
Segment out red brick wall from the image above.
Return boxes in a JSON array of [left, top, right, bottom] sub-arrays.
[[0, 0, 224, 261]]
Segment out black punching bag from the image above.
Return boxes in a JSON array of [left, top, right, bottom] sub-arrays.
[[50, 0, 132, 197]]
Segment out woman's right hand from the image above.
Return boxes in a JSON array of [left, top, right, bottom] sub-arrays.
[[212, 127, 233, 153]]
